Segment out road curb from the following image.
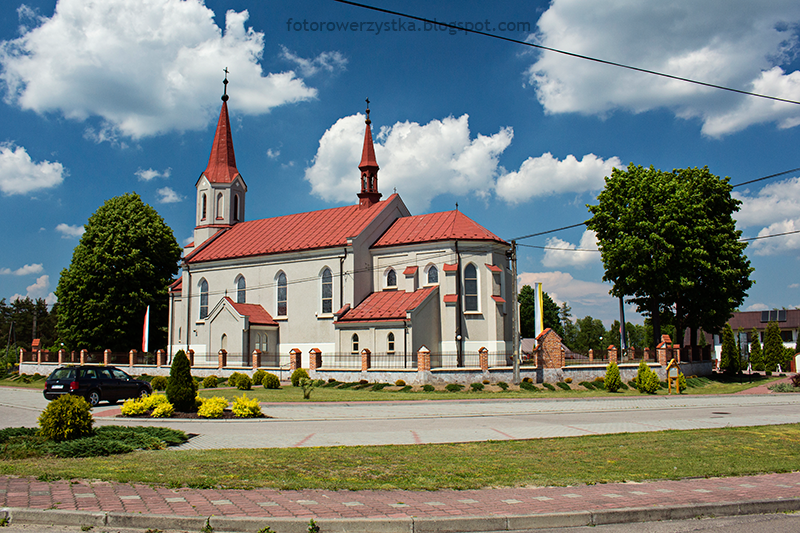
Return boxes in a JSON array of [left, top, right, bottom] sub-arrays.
[[3, 497, 800, 532]]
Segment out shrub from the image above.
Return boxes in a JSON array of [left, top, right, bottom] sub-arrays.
[[314, 379, 325, 387], [522, 376, 533, 383], [121, 397, 149, 416], [470, 382, 484, 392], [202, 375, 218, 388], [543, 383, 556, 391], [564, 377, 573, 384], [618, 381, 629, 390], [497, 381, 509, 391], [300, 377, 316, 399], [198, 396, 228, 418], [252, 369, 267, 386], [228, 372, 246, 389], [605, 361, 622, 392], [520, 381, 538, 391], [423, 384, 435, 392], [635, 360, 660, 394], [232, 394, 263, 418], [166, 350, 197, 412], [262, 372, 280, 389], [328, 377, 337, 383], [482, 379, 490, 385], [398, 386, 412, 392], [291, 368, 310, 387], [556, 381, 571, 391], [579, 381, 595, 390], [38, 395, 94, 442], [371, 383, 387, 391], [395, 379, 406, 387], [445, 383, 464, 392], [678, 373, 687, 393], [150, 402, 174, 418], [236, 375, 253, 390], [359, 379, 369, 385], [150, 376, 168, 391], [792, 374, 800, 388]]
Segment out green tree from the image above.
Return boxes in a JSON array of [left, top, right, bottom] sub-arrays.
[[166, 350, 197, 412], [720, 323, 739, 374], [763, 321, 784, 373], [559, 302, 577, 349], [749, 328, 764, 371], [573, 316, 606, 355], [519, 286, 563, 338], [587, 164, 753, 348], [56, 193, 181, 352]]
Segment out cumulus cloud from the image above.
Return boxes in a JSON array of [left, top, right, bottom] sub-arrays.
[[496, 153, 620, 203], [56, 223, 85, 238], [527, 0, 800, 137], [541, 230, 600, 268], [280, 46, 347, 77], [0, 0, 318, 140], [734, 177, 800, 255], [746, 302, 770, 312], [156, 186, 183, 203], [266, 148, 280, 159], [0, 142, 65, 195], [305, 113, 513, 212], [749, 219, 800, 256], [135, 167, 171, 181], [12, 274, 56, 304], [0, 263, 43, 276]]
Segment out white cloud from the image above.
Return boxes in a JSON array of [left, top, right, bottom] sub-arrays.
[[749, 218, 800, 256], [280, 46, 347, 77], [0, 142, 65, 195], [496, 153, 620, 203], [304, 113, 513, 212], [527, 0, 800, 137], [0, 0, 318, 140], [12, 274, 56, 304], [56, 223, 85, 238], [790, 283, 800, 289], [135, 167, 171, 181], [541, 230, 600, 268], [518, 271, 626, 324], [746, 302, 770, 312], [156, 186, 183, 203], [266, 148, 280, 159], [734, 177, 800, 227], [0, 263, 43, 276]]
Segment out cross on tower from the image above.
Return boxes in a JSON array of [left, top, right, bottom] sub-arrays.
[[222, 68, 229, 102]]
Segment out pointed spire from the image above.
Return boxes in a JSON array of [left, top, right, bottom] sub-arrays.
[[203, 69, 239, 184], [358, 98, 382, 208]]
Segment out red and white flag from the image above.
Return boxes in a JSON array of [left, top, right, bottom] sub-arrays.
[[142, 305, 150, 353]]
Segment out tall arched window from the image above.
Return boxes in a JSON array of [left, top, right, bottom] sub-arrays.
[[321, 267, 333, 314], [427, 265, 438, 285], [387, 332, 395, 354], [236, 275, 246, 304], [277, 272, 287, 316], [464, 264, 478, 312], [220, 333, 227, 352], [233, 194, 240, 222], [386, 268, 397, 289], [199, 279, 209, 319], [351, 333, 359, 354], [201, 194, 207, 220], [216, 192, 224, 219]]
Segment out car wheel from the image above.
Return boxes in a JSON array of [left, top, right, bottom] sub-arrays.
[[139, 388, 150, 398], [86, 390, 101, 407]]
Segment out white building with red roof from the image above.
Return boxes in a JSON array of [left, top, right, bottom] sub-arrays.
[[168, 90, 512, 371]]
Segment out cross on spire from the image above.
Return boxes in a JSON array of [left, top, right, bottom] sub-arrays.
[[365, 97, 371, 124], [222, 67, 229, 102]]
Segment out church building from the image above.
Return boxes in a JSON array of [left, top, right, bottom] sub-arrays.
[[167, 87, 512, 369]]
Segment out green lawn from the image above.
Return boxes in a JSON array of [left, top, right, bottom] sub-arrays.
[[3, 424, 799, 490]]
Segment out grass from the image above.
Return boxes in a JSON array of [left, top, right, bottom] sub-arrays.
[[1, 424, 798, 490]]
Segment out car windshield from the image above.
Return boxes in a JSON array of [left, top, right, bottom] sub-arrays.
[[111, 369, 130, 380], [48, 368, 75, 380]]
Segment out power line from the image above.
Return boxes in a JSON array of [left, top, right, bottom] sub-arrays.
[[512, 222, 588, 242], [333, 0, 800, 106], [731, 167, 800, 188], [740, 229, 800, 242]]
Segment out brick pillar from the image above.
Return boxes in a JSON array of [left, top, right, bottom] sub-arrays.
[[252, 350, 261, 369], [644, 347, 651, 361], [608, 345, 618, 364], [479, 347, 488, 372], [656, 342, 668, 366], [187, 349, 195, 366], [81, 349, 88, 365], [104, 349, 111, 366], [289, 348, 301, 371], [588, 348, 594, 362], [37, 350, 42, 364], [417, 346, 431, 372], [361, 348, 371, 371], [156, 349, 163, 368], [309, 348, 322, 371], [58, 349, 64, 365], [218, 349, 226, 369], [128, 349, 135, 368]]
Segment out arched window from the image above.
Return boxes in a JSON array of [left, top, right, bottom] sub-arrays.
[[236, 275, 246, 304], [201, 194, 207, 220], [386, 268, 397, 289], [220, 333, 227, 352], [199, 279, 209, 319], [321, 267, 333, 314], [427, 265, 438, 285], [464, 264, 478, 312], [387, 332, 395, 354], [351, 333, 359, 355], [233, 194, 240, 222], [216, 192, 224, 219], [277, 272, 287, 316]]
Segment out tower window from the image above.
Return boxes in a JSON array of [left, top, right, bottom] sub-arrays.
[[233, 194, 240, 222], [321, 267, 332, 314], [199, 279, 209, 319], [201, 194, 207, 220], [216, 193, 224, 219], [277, 272, 287, 316], [464, 264, 478, 312]]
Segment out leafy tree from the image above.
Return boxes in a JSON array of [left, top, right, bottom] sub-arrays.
[[749, 328, 764, 371], [720, 323, 740, 374], [519, 286, 563, 338], [559, 302, 577, 349], [587, 164, 753, 348], [56, 193, 181, 352], [166, 350, 197, 412], [573, 316, 607, 355], [763, 321, 784, 373]]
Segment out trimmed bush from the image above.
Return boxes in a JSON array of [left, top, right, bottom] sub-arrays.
[[202, 375, 218, 388], [291, 368, 310, 387], [579, 381, 595, 390], [445, 383, 464, 392], [497, 381, 509, 391], [635, 360, 661, 394], [470, 382, 484, 391], [236, 375, 253, 390], [543, 383, 556, 391], [395, 379, 406, 387], [520, 381, 538, 391], [38, 395, 93, 442], [371, 383, 388, 391], [228, 372, 246, 389], [564, 377, 573, 384], [232, 394, 263, 418], [605, 361, 622, 392], [198, 396, 228, 418], [150, 376, 168, 391], [262, 372, 280, 389], [398, 386, 412, 392], [522, 376, 533, 383], [678, 373, 687, 393], [166, 350, 197, 412], [556, 381, 571, 390], [423, 384, 435, 392], [252, 369, 267, 386]]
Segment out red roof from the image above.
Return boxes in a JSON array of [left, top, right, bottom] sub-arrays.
[[338, 286, 436, 322], [186, 195, 398, 263], [202, 101, 240, 184], [443, 294, 458, 303], [485, 263, 502, 273], [403, 266, 418, 275], [491, 295, 506, 304], [169, 278, 182, 293], [373, 210, 508, 248], [443, 263, 458, 272], [225, 297, 278, 326], [359, 120, 379, 170]]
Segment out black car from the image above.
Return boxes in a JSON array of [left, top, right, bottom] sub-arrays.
[[43, 365, 152, 407]]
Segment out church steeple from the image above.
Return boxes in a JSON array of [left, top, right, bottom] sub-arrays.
[[203, 69, 239, 184], [357, 98, 382, 208]]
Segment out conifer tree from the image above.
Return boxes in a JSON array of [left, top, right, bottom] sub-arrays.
[[720, 323, 739, 374], [749, 327, 763, 371], [763, 321, 784, 373], [605, 361, 622, 392], [166, 350, 197, 412]]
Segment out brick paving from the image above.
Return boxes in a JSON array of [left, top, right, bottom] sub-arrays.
[[2, 472, 799, 520]]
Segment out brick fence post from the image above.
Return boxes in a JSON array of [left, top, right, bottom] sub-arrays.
[[289, 348, 301, 371], [644, 347, 651, 361], [156, 349, 163, 368], [417, 346, 430, 372], [58, 349, 64, 365], [218, 349, 226, 370], [656, 342, 668, 366], [479, 347, 489, 372], [187, 349, 194, 366], [608, 345, 618, 364], [104, 349, 111, 366], [588, 348, 594, 362], [81, 349, 88, 365], [309, 348, 322, 371], [129, 349, 137, 368], [252, 350, 261, 369], [37, 350, 42, 365], [361, 348, 371, 371]]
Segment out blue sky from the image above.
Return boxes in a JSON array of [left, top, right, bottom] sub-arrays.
[[1, 0, 800, 326]]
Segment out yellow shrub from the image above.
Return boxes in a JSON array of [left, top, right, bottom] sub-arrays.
[[198, 396, 228, 418], [231, 393, 262, 418], [150, 402, 174, 418], [121, 397, 149, 416]]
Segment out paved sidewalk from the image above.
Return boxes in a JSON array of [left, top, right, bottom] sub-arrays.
[[2, 472, 799, 532]]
